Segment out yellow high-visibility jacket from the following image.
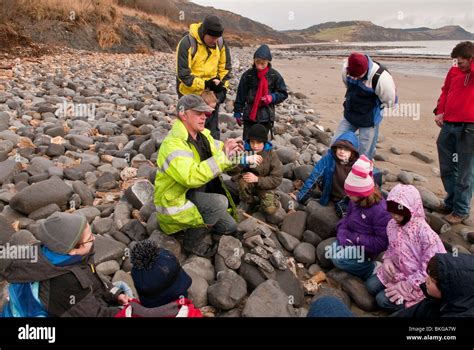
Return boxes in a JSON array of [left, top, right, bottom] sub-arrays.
[[176, 22, 232, 97], [154, 119, 236, 234]]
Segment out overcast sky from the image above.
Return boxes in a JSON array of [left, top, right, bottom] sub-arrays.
[[192, 0, 474, 32]]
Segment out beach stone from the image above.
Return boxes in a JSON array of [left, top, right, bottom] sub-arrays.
[[124, 180, 154, 210], [183, 256, 215, 284], [281, 211, 307, 240], [390, 147, 402, 155], [74, 207, 101, 223], [308, 264, 323, 276], [327, 269, 377, 312], [0, 112, 10, 131], [69, 135, 93, 150], [276, 231, 300, 252], [277, 178, 294, 193], [208, 270, 247, 310], [148, 231, 183, 261], [96, 260, 120, 276], [10, 176, 73, 214], [316, 237, 337, 268], [238, 261, 266, 291], [242, 279, 297, 317], [276, 147, 297, 164], [217, 235, 244, 270], [411, 151, 435, 164], [0, 160, 21, 185], [294, 242, 316, 264], [294, 165, 313, 182], [95, 172, 118, 191], [303, 230, 322, 247], [92, 217, 115, 235], [72, 181, 94, 206], [274, 268, 304, 307], [28, 203, 60, 220], [113, 202, 131, 229], [398, 171, 414, 185], [306, 200, 339, 239], [93, 235, 127, 265], [186, 270, 209, 308], [120, 219, 148, 242], [416, 187, 441, 210]]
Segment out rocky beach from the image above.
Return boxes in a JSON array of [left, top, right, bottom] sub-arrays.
[[0, 47, 473, 317]]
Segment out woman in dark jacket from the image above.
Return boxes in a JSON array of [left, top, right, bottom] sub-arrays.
[[233, 44, 288, 140]]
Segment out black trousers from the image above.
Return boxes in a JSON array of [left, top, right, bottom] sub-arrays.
[[205, 106, 220, 140]]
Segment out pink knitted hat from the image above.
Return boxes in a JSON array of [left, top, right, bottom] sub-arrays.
[[344, 155, 375, 197]]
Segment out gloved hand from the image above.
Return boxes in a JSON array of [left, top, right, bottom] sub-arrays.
[[205, 77, 224, 93], [234, 112, 243, 126], [260, 94, 273, 106]]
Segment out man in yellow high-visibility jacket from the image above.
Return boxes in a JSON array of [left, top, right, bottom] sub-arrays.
[[154, 94, 243, 257], [176, 15, 232, 140]]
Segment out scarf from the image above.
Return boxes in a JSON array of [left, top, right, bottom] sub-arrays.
[[249, 66, 269, 122]]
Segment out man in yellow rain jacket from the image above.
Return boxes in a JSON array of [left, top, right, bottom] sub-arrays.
[[176, 15, 232, 140], [154, 94, 243, 257]]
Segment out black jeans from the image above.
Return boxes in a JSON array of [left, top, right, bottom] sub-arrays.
[[205, 107, 220, 140]]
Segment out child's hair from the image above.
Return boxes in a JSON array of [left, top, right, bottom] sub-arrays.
[[357, 187, 383, 208], [335, 146, 357, 163], [386, 200, 412, 226], [426, 255, 440, 283], [201, 90, 217, 106]]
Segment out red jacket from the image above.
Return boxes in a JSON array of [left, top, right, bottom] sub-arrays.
[[436, 61, 474, 123], [115, 298, 202, 318]]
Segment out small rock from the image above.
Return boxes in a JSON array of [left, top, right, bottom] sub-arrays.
[[281, 211, 307, 240], [316, 237, 337, 268], [238, 261, 266, 291], [276, 147, 297, 164], [270, 250, 287, 270], [92, 217, 115, 235], [74, 207, 101, 223], [398, 171, 414, 185], [148, 231, 184, 261], [0, 160, 21, 185], [10, 176, 73, 214], [390, 147, 402, 155], [416, 187, 441, 210], [411, 151, 435, 164], [217, 235, 244, 270], [276, 231, 300, 252], [28, 203, 60, 220], [208, 270, 247, 310], [93, 235, 127, 265], [303, 230, 322, 247], [306, 200, 339, 239], [120, 219, 148, 241], [96, 260, 120, 275], [242, 279, 297, 317], [72, 181, 94, 206], [294, 242, 316, 264], [95, 172, 118, 191], [124, 180, 154, 210], [186, 270, 209, 308], [308, 264, 323, 276], [294, 165, 313, 182], [183, 256, 215, 284], [244, 253, 274, 273]]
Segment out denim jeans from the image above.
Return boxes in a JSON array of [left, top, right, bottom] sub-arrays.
[[365, 274, 404, 312], [332, 117, 380, 159], [436, 122, 474, 216], [307, 296, 353, 317], [330, 242, 375, 281], [187, 191, 237, 235], [113, 281, 135, 298]]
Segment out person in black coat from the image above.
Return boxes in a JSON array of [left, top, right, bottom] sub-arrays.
[[233, 44, 288, 140], [392, 252, 474, 318]]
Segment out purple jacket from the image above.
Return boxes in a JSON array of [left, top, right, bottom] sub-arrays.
[[336, 198, 391, 257]]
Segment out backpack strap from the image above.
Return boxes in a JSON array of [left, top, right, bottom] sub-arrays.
[[188, 34, 224, 59], [371, 65, 385, 91]]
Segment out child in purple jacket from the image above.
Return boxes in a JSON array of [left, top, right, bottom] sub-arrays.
[[365, 184, 446, 312], [330, 155, 391, 280]]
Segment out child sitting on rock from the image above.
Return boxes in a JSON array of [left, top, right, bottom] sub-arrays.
[[233, 44, 288, 140], [392, 253, 474, 317], [365, 184, 446, 312], [115, 240, 202, 318], [230, 123, 283, 215], [295, 131, 359, 218], [330, 155, 392, 280], [1, 212, 131, 317]]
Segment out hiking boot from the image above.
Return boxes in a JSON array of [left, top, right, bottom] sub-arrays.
[[183, 227, 217, 258], [434, 203, 453, 215], [444, 212, 469, 226]]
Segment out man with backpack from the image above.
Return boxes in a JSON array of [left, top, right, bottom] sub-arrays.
[[332, 52, 398, 160], [1, 213, 130, 317], [176, 15, 232, 140]]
